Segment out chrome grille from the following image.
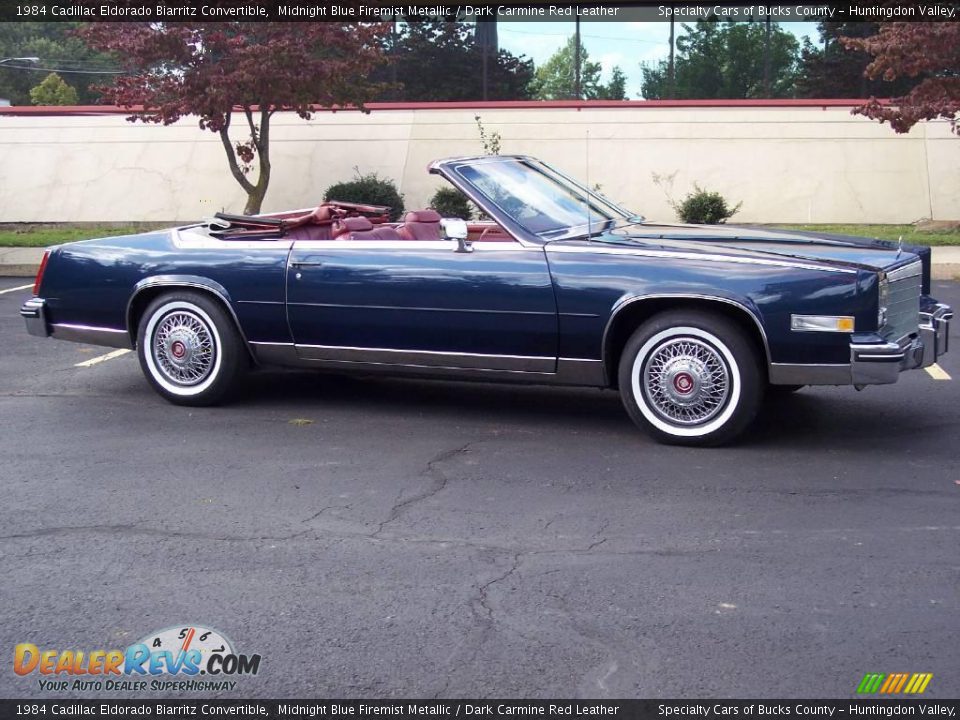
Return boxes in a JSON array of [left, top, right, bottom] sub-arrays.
[[883, 261, 921, 341]]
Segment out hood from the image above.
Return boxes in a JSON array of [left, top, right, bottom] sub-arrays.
[[605, 222, 920, 274]]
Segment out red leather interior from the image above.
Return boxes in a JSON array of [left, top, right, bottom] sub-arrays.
[[260, 204, 514, 244], [332, 216, 402, 241], [333, 216, 375, 237], [397, 210, 442, 241], [466, 223, 514, 242]]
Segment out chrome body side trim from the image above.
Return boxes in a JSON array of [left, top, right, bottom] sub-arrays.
[[547, 243, 858, 275], [602, 293, 772, 366], [293, 344, 556, 373], [287, 239, 542, 253], [51, 323, 133, 349], [248, 342, 606, 387]]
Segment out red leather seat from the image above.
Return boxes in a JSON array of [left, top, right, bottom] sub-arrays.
[[397, 210, 442, 240], [332, 216, 403, 241], [332, 216, 377, 240]]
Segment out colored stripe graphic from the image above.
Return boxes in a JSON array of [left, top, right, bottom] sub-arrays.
[[858, 672, 932, 694], [857, 674, 885, 694], [904, 674, 933, 694]]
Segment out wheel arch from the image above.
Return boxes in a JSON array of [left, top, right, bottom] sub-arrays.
[[602, 294, 771, 389], [126, 275, 253, 361]]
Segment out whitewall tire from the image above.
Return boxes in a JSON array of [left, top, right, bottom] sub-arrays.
[[137, 291, 245, 406], [617, 310, 763, 446]]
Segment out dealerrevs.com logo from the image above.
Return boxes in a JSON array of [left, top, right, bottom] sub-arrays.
[[13, 625, 262, 693]]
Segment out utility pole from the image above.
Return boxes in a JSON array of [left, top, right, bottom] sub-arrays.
[[763, 9, 772, 97], [574, 17, 581, 100], [477, 19, 498, 101], [668, 17, 675, 99]]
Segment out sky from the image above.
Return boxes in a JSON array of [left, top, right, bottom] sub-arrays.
[[496, 21, 822, 98]]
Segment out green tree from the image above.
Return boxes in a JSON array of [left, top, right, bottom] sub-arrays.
[[641, 20, 799, 99], [377, 21, 533, 101], [795, 22, 920, 99], [530, 36, 603, 100], [0, 23, 116, 105], [29, 72, 78, 105], [596, 66, 628, 100]]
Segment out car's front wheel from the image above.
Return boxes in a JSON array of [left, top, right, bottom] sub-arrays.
[[618, 310, 764, 446], [137, 291, 245, 406]]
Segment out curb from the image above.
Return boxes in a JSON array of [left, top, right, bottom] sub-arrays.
[[2, 264, 43, 278], [932, 265, 960, 281]]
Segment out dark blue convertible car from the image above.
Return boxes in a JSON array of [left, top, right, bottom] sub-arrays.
[[22, 155, 952, 445]]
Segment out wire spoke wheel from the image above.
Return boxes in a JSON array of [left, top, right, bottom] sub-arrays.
[[641, 337, 730, 426], [151, 310, 216, 387], [621, 313, 764, 445]]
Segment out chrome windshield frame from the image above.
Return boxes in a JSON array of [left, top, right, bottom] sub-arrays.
[[429, 155, 638, 246]]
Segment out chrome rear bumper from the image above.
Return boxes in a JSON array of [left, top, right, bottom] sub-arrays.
[[20, 297, 50, 337], [21, 297, 132, 349]]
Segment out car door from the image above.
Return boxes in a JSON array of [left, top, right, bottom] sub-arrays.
[[286, 238, 558, 373]]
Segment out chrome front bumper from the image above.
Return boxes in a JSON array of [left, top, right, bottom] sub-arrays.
[[769, 302, 952, 387], [20, 297, 50, 337], [851, 303, 952, 385]]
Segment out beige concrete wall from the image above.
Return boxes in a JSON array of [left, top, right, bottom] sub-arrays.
[[0, 104, 955, 224]]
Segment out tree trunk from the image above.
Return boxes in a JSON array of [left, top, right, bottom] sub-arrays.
[[218, 108, 273, 216]]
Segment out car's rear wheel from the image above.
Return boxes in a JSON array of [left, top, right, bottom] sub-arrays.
[[617, 310, 764, 446], [137, 291, 245, 406]]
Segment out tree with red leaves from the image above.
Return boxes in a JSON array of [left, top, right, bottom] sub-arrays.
[[843, 23, 960, 134], [80, 22, 387, 214]]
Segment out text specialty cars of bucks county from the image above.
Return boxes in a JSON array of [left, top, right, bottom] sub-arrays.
[[22, 155, 952, 445]]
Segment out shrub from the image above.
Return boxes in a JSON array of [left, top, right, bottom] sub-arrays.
[[30, 73, 79, 106], [429, 187, 474, 220], [323, 171, 404, 221], [676, 184, 741, 225]]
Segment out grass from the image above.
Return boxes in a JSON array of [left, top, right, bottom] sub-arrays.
[[0, 224, 160, 248], [769, 224, 960, 247]]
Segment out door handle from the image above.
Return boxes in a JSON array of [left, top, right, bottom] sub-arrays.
[[290, 260, 324, 268]]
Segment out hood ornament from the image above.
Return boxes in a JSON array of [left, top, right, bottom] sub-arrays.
[[897, 235, 903, 259]]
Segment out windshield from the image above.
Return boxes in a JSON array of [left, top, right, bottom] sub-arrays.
[[452, 158, 633, 240]]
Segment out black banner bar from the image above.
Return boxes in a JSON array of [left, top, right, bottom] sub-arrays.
[[1, 700, 959, 720], [0, 1, 958, 23]]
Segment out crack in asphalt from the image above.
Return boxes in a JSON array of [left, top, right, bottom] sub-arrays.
[[0, 523, 318, 543], [370, 442, 475, 538], [477, 552, 523, 621], [301, 505, 351, 523]]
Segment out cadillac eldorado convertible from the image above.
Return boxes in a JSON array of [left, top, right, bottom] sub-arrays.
[[21, 155, 952, 445]]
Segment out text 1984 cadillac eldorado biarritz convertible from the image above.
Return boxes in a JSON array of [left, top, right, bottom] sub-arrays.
[[22, 155, 952, 445]]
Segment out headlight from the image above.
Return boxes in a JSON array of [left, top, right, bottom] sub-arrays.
[[878, 273, 889, 329]]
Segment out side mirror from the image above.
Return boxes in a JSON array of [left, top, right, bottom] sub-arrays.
[[441, 218, 472, 253]]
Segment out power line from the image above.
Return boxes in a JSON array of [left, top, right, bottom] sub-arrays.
[[499, 27, 663, 44], [0, 64, 124, 75]]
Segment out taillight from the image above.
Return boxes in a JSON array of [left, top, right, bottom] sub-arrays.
[[33, 250, 50, 296]]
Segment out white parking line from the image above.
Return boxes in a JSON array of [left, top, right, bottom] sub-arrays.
[[75, 349, 131, 368], [0, 284, 33, 295], [925, 364, 952, 381]]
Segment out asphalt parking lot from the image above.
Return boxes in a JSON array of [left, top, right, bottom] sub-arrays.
[[1, 277, 958, 700]]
